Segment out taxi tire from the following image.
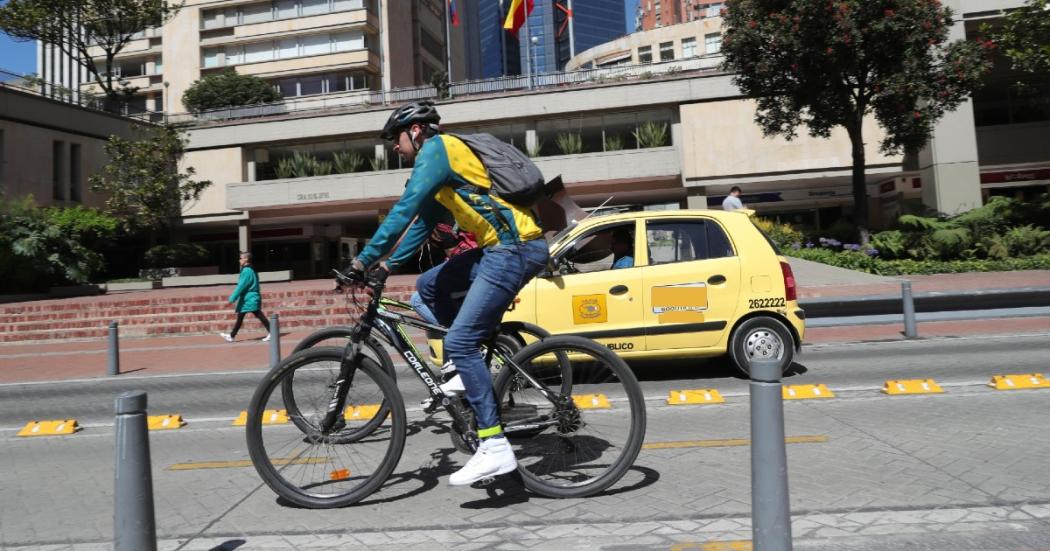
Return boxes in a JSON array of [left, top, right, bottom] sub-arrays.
[[728, 316, 795, 377]]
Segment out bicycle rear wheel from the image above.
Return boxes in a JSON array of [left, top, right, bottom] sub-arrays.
[[247, 347, 406, 508], [493, 335, 646, 499]]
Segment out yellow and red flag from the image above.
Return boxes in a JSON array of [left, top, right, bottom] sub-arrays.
[[503, 0, 535, 34]]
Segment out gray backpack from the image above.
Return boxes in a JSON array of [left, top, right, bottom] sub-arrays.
[[452, 133, 546, 207]]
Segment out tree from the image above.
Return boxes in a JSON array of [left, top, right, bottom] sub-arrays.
[[89, 125, 211, 242], [0, 197, 119, 290], [182, 69, 282, 112], [721, 0, 994, 242], [994, 0, 1050, 76], [0, 0, 181, 104]]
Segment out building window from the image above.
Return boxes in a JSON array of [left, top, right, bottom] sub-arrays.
[[659, 41, 674, 62], [202, 49, 221, 68], [705, 32, 721, 54], [299, 74, 324, 95], [637, 45, 652, 64], [301, 0, 328, 16], [276, 0, 297, 19], [333, 0, 363, 9], [333, 30, 364, 52], [301, 33, 331, 56], [241, 2, 272, 24], [52, 141, 65, 201], [70, 144, 82, 202], [244, 41, 274, 63], [214, 30, 365, 68], [201, 9, 222, 29], [420, 28, 445, 62], [681, 37, 696, 58], [706, 3, 724, 18], [204, 0, 366, 29]]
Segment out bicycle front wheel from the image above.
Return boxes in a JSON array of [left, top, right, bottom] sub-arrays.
[[246, 347, 406, 508], [493, 335, 646, 499]]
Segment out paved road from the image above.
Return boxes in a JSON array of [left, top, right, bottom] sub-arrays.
[[1, 335, 1049, 550]]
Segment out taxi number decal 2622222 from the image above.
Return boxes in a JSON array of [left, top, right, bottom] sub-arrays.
[[749, 297, 786, 309]]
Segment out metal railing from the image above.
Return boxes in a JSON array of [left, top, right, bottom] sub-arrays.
[[167, 55, 726, 126]]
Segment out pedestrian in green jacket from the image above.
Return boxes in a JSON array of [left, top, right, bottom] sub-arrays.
[[220, 252, 271, 342]]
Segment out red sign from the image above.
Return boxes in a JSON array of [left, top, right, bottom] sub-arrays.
[[981, 168, 1050, 184]]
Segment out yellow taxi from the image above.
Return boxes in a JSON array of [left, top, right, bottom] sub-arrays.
[[431, 209, 805, 375], [517, 208, 805, 375]]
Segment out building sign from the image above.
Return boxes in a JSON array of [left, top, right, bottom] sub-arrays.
[[295, 192, 330, 202], [980, 168, 1050, 185]]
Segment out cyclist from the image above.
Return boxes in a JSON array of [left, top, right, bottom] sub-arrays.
[[342, 100, 549, 487]]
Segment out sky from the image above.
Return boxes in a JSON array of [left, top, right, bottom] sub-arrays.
[[0, 0, 641, 78]]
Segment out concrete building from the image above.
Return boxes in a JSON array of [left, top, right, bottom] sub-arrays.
[[145, 0, 1045, 277], [513, 0, 626, 74], [0, 83, 142, 208], [638, 0, 723, 31], [564, 19, 722, 70], [48, 0, 450, 115]]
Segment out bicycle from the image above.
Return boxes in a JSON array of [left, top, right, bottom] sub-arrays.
[[246, 269, 646, 508]]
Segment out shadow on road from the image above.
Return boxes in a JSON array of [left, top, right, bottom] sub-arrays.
[[628, 357, 809, 382], [459, 464, 661, 510]]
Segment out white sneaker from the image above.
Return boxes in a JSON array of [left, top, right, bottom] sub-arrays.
[[262, 333, 271, 342], [220, 332, 234, 343], [439, 374, 465, 396], [440, 359, 457, 376], [449, 437, 517, 486]]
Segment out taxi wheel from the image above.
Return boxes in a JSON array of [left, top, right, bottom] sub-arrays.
[[729, 316, 795, 377]]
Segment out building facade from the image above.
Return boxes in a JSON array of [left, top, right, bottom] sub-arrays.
[[637, 0, 723, 31], [512, 0, 626, 75], [40, 0, 449, 115], [564, 19, 722, 70]]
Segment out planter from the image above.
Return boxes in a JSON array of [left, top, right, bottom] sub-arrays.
[[138, 266, 220, 280]]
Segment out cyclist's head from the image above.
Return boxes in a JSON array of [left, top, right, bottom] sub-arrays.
[[381, 100, 441, 162]]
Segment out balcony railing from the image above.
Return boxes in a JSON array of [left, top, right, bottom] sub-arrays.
[[169, 55, 725, 125], [1, 67, 165, 123]]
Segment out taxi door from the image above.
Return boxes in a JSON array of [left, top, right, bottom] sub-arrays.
[[642, 217, 742, 350], [534, 221, 645, 354]]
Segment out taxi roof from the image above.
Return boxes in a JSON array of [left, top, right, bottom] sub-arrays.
[[573, 208, 755, 229]]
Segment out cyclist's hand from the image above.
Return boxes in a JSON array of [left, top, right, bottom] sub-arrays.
[[334, 259, 366, 292]]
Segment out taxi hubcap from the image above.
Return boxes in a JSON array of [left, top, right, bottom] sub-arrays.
[[745, 329, 783, 360]]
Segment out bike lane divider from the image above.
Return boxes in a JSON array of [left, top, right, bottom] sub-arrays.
[[16, 419, 81, 437], [667, 389, 726, 405], [988, 373, 1050, 390], [882, 379, 945, 395]]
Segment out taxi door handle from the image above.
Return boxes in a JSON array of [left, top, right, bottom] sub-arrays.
[[609, 285, 629, 295], [707, 274, 727, 285]]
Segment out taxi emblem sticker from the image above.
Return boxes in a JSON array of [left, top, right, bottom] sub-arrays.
[[572, 294, 608, 324]]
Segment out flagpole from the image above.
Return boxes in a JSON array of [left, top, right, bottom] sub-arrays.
[[524, 2, 533, 90], [567, 0, 575, 59], [445, 0, 454, 98], [500, 0, 507, 77]]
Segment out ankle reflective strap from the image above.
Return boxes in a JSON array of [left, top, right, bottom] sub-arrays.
[[477, 425, 503, 439]]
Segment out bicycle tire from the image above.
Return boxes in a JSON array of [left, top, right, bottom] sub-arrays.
[[493, 335, 646, 499], [293, 327, 396, 381], [247, 347, 406, 508], [284, 333, 393, 442]]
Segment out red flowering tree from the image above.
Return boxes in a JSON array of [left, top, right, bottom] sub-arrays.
[[721, 0, 994, 242]]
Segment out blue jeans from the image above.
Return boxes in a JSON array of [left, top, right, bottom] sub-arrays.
[[417, 239, 549, 435], [410, 291, 439, 326]]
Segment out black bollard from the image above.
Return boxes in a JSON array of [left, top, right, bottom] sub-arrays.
[[114, 391, 157, 551]]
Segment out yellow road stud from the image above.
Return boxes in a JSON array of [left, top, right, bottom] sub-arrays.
[[17, 419, 80, 437], [988, 373, 1050, 390], [344, 404, 381, 421], [232, 409, 288, 426], [882, 379, 944, 395], [667, 389, 725, 405], [147, 414, 186, 430], [573, 393, 611, 409], [783, 384, 835, 400]]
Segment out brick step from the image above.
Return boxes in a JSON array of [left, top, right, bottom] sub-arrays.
[[0, 287, 414, 316], [0, 315, 353, 343]]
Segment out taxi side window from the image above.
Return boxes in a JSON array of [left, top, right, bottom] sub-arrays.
[[646, 219, 735, 266], [557, 223, 636, 274]]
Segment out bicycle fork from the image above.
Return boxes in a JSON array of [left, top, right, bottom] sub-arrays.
[[319, 334, 365, 433]]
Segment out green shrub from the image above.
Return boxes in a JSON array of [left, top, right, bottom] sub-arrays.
[[182, 69, 281, 112], [144, 243, 211, 268], [369, 155, 388, 171], [603, 135, 625, 151], [313, 160, 333, 176], [633, 121, 669, 148], [333, 151, 365, 174], [753, 218, 805, 250], [554, 133, 583, 155], [1003, 224, 1050, 256], [785, 248, 1050, 275], [870, 230, 907, 259]]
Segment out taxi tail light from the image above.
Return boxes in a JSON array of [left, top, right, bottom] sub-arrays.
[[780, 261, 797, 302]]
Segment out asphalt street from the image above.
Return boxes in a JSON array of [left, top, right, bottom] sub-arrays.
[[1, 333, 1049, 550]]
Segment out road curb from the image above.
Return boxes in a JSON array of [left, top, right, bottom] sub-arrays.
[[799, 286, 1050, 318]]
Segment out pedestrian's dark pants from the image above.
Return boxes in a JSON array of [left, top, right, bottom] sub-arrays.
[[230, 310, 270, 338]]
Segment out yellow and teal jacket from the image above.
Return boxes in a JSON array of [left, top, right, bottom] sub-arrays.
[[357, 134, 544, 270]]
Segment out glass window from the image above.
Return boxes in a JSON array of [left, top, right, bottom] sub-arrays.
[[240, 2, 272, 24], [225, 7, 239, 25], [69, 144, 82, 202], [201, 8, 222, 29], [637, 45, 652, 64], [351, 72, 367, 90], [202, 48, 221, 68], [276, 0, 297, 19], [301, 34, 331, 56], [705, 33, 721, 54], [277, 78, 298, 97], [278, 37, 298, 59], [225, 45, 244, 65], [646, 219, 734, 265], [556, 223, 637, 274], [153, 58, 163, 74], [244, 41, 274, 63], [681, 37, 696, 58], [327, 73, 349, 92], [300, 74, 324, 95], [301, 0, 329, 16], [706, 3, 723, 17], [659, 41, 674, 61], [334, 0, 363, 10], [333, 31, 364, 52]]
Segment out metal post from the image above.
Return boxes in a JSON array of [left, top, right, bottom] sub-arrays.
[[107, 321, 120, 376], [901, 280, 918, 339], [524, 6, 533, 90], [750, 358, 793, 551], [269, 313, 281, 368], [114, 391, 157, 551]]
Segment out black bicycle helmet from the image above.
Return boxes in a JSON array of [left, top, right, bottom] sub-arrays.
[[380, 100, 441, 141]]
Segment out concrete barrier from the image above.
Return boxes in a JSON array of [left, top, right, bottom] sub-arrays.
[[161, 270, 293, 288]]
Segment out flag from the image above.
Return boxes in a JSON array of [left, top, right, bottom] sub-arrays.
[[447, 0, 459, 27], [503, 0, 535, 34]]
